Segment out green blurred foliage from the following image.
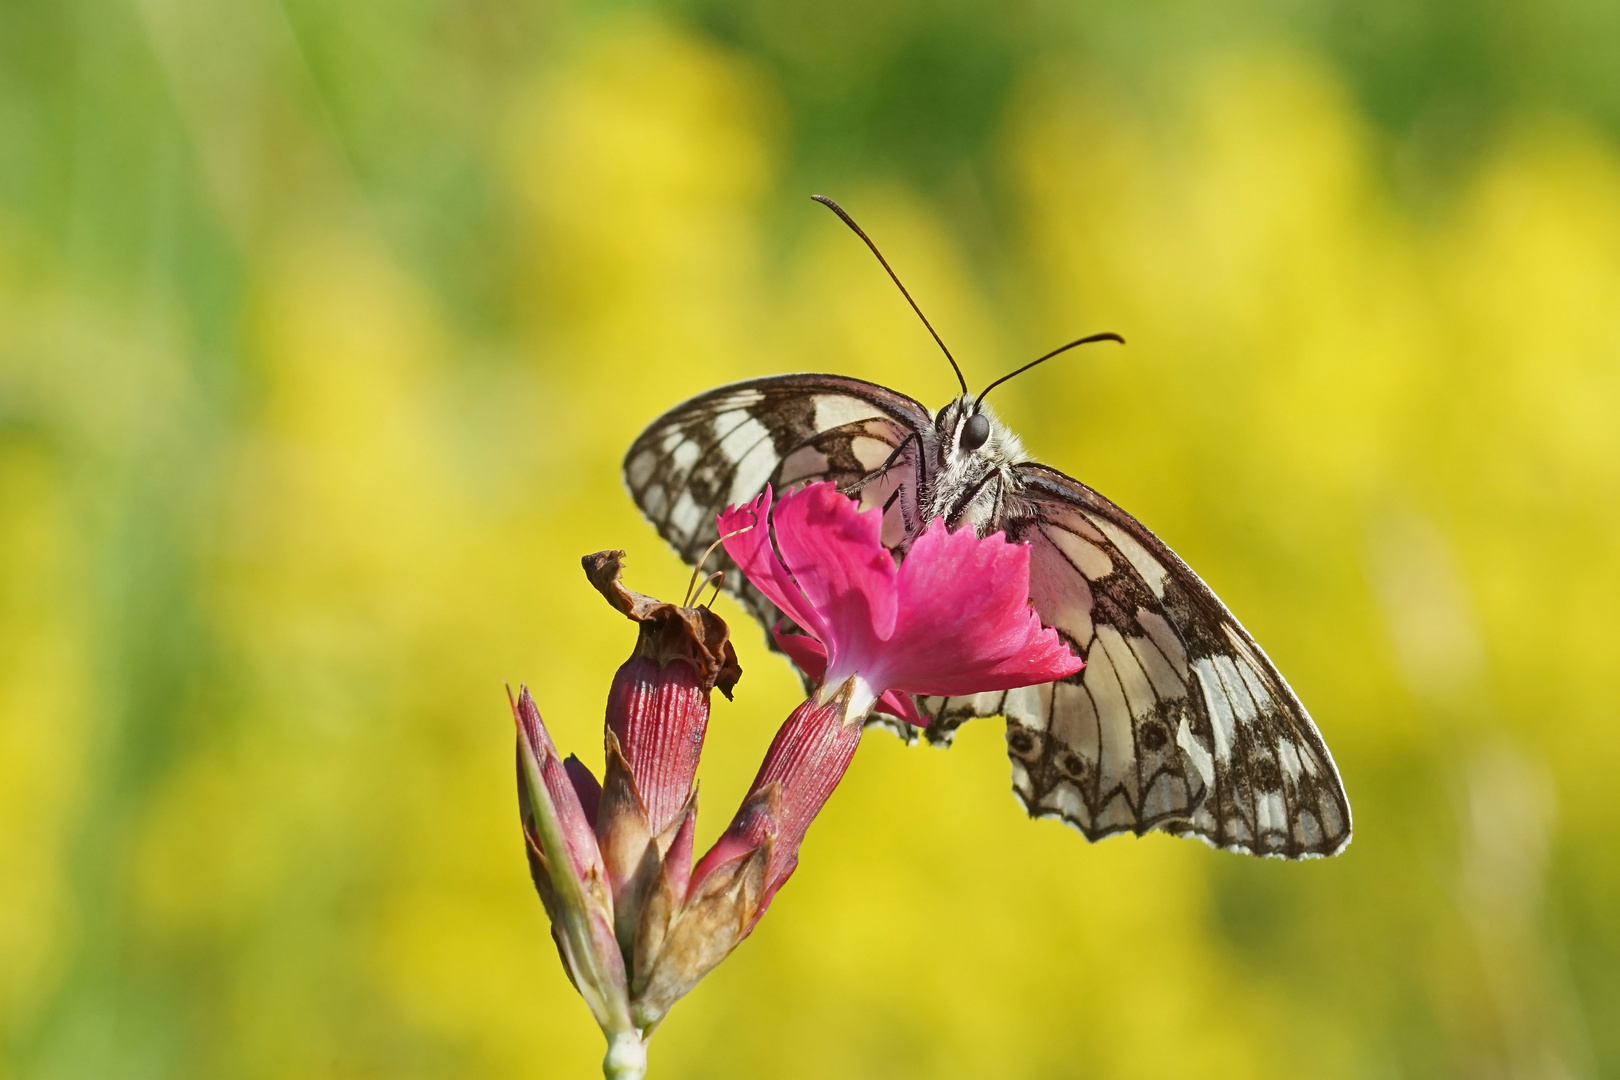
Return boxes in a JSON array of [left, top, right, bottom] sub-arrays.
[[1, 0, 1617, 1077]]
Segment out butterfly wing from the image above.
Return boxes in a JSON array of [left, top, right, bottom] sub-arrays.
[[1000, 464, 1350, 857], [626, 380, 1351, 858], [913, 465, 1349, 859], [623, 374, 935, 641]]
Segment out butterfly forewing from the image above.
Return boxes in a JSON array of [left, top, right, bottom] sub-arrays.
[[625, 375, 1351, 860], [623, 375, 934, 641]]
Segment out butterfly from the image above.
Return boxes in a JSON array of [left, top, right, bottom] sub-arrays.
[[622, 197, 1351, 859]]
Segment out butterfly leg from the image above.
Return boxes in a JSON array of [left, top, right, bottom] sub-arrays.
[[944, 470, 998, 533], [839, 430, 926, 551], [840, 431, 920, 498]]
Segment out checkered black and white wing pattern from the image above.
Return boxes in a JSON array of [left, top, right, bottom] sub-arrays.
[[626, 378, 1350, 859], [960, 463, 1350, 859], [622, 374, 936, 639]]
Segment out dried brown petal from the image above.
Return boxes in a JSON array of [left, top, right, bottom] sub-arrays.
[[583, 550, 741, 698]]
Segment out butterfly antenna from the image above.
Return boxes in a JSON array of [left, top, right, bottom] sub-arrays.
[[811, 194, 968, 396], [974, 332, 1125, 410]]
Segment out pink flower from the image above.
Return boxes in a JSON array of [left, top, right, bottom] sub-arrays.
[[717, 482, 1083, 726], [683, 482, 1085, 915], [516, 493, 1079, 1079]]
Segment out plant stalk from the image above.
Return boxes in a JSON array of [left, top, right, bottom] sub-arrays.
[[603, 1031, 646, 1080]]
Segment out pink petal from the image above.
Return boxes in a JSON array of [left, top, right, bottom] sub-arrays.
[[724, 485, 1079, 724], [718, 488, 827, 642], [563, 755, 602, 828], [876, 689, 925, 726], [873, 518, 1084, 696], [771, 625, 828, 680], [767, 484, 898, 670]]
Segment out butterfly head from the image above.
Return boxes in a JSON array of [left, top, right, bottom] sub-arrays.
[[927, 396, 1030, 531], [959, 411, 991, 452], [935, 396, 1026, 466]]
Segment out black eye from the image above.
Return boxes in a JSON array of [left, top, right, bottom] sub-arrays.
[[959, 412, 990, 451]]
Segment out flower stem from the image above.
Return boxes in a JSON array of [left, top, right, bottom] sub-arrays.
[[603, 1031, 647, 1080]]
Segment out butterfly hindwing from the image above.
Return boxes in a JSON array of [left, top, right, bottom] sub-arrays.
[[993, 464, 1351, 858]]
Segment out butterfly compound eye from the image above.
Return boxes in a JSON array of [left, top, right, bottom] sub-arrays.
[[960, 411, 991, 451]]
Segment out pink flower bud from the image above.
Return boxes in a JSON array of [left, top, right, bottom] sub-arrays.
[[581, 550, 743, 966], [514, 687, 606, 890], [604, 657, 706, 837], [520, 500, 1077, 1073], [511, 687, 632, 1042]]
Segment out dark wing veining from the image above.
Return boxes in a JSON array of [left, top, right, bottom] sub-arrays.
[[625, 380, 1349, 858], [916, 464, 1350, 859], [622, 374, 935, 648]]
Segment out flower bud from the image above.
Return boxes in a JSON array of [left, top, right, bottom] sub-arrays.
[[511, 687, 632, 1040]]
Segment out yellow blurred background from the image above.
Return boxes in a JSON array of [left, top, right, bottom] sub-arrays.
[[2, 0, 1618, 1076]]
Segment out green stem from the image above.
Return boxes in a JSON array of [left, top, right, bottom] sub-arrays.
[[603, 1031, 646, 1080]]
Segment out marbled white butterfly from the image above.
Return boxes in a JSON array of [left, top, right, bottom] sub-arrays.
[[623, 197, 1351, 859]]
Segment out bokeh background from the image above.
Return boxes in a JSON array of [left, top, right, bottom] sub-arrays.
[[3, 0, 1619, 1076]]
